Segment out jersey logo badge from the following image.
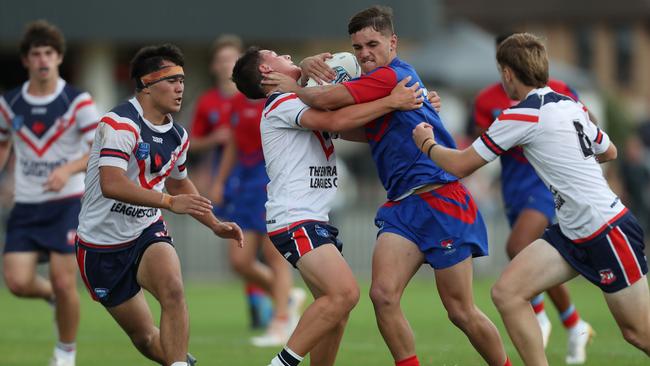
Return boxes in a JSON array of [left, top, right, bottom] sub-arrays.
[[31, 120, 46, 135], [135, 142, 150, 161], [440, 238, 454, 249], [599, 269, 616, 285], [209, 110, 220, 125], [153, 153, 163, 169], [94, 288, 110, 300], [314, 225, 329, 238], [12, 115, 23, 130]]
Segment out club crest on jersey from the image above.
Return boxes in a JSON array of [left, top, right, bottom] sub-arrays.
[[135, 142, 150, 161], [208, 110, 220, 125], [12, 115, 24, 130], [94, 288, 109, 299], [314, 225, 329, 238], [440, 238, 454, 249], [599, 269, 616, 285]]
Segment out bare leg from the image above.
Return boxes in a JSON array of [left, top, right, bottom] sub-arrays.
[[107, 290, 164, 363], [492, 239, 579, 366], [3, 252, 53, 300], [435, 257, 507, 365], [284, 244, 359, 358], [261, 234, 292, 318], [508, 209, 572, 313], [369, 233, 423, 361], [137, 242, 188, 365], [49, 252, 80, 343], [303, 276, 349, 366], [603, 277, 650, 355], [230, 232, 292, 318]]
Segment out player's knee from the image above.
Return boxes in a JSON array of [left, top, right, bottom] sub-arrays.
[[491, 280, 513, 310], [158, 279, 186, 307], [447, 307, 473, 329], [4, 272, 31, 297], [334, 283, 359, 312], [50, 273, 76, 297], [620, 325, 650, 351], [229, 255, 253, 275], [369, 282, 399, 309], [130, 328, 158, 351]]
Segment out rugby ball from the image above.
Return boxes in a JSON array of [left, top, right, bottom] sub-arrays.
[[306, 52, 361, 87]]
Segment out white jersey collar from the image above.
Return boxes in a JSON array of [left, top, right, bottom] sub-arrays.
[[128, 97, 174, 133], [21, 78, 66, 105]]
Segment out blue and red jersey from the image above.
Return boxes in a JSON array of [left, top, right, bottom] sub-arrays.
[[472, 79, 578, 212], [342, 57, 457, 200]]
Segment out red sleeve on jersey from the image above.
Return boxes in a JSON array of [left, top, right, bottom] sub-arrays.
[[548, 79, 579, 101], [342, 67, 398, 104], [190, 94, 210, 138]]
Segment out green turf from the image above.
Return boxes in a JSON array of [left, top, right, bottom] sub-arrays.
[[0, 278, 647, 365]]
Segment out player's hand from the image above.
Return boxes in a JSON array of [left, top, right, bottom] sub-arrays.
[[208, 126, 231, 146], [209, 182, 225, 206], [44, 165, 72, 192], [428, 90, 441, 113], [213, 221, 244, 247], [388, 76, 424, 111], [168, 194, 213, 215], [299, 53, 336, 85], [412, 122, 436, 152], [261, 72, 301, 94]]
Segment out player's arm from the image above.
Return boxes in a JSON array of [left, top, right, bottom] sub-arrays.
[[44, 151, 90, 192], [0, 140, 12, 172], [298, 84, 354, 111], [299, 53, 336, 86], [209, 137, 237, 204], [188, 99, 231, 153], [596, 142, 617, 163], [99, 166, 212, 215], [412, 122, 487, 178], [165, 177, 244, 246], [340, 128, 367, 142], [300, 76, 422, 132]]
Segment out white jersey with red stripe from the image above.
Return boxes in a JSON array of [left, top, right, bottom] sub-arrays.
[[77, 98, 189, 247], [261, 92, 338, 233], [0, 78, 99, 203], [472, 86, 625, 242]]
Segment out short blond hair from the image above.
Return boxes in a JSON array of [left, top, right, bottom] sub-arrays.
[[496, 33, 548, 88], [211, 34, 243, 58]]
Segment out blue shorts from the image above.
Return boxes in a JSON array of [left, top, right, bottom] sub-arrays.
[[269, 221, 342, 268], [505, 184, 555, 227], [213, 164, 268, 233], [75, 220, 173, 307], [3, 196, 81, 255], [375, 182, 488, 270], [543, 211, 648, 293]]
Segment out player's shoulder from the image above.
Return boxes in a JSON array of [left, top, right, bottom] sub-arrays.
[[171, 121, 188, 140], [101, 101, 141, 134], [61, 82, 91, 102], [1, 84, 23, 104], [263, 92, 301, 114]]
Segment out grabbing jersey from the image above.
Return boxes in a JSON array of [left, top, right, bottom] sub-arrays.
[[473, 80, 578, 222], [342, 57, 457, 200], [0, 78, 99, 203], [472, 86, 624, 242], [77, 98, 189, 248], [261, 92, 337, 233]]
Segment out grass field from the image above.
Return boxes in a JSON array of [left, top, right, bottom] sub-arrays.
[[0, 277, 648, 365]]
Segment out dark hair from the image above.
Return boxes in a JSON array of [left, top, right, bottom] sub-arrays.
[[348, 5, 394, 36], [211, 34, 244, 58], [496, 33, 549, 88], [130, 43, 185, 90], [231, 46, 265, 99], [495, 31, 516, 46], [19, 20, 65, 56]]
